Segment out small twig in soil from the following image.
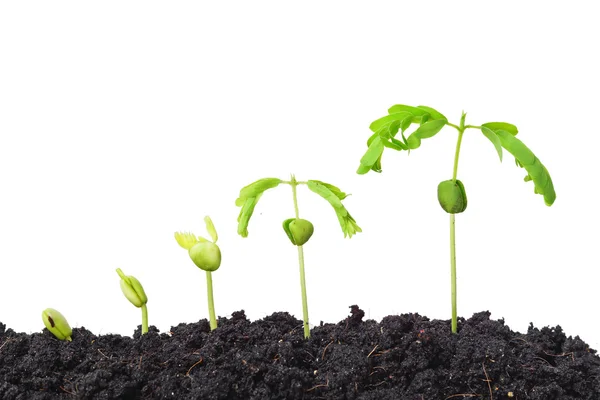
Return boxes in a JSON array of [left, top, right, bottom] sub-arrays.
[[138, 355, 143, 370], [543, 350, 575, 362], [0, 338, 16, 352], [59, 386, 76, 396], [482, 362, 493, 400], [322, 340, 334, 360], [369, 366, 386, 376], [445, 394, 478, 399], [185, 357, 204, 376], [97, 349, 109, 359], [367, 344, 379, 358], [306, 378, 329, 392]]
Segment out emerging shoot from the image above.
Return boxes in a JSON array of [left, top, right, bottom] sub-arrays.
[[357, 104, 556, 333], [175, 216, 221, 330], [236, 174, 361, 338], [116, 268, 149, 335], [42, 308, 72, 341]]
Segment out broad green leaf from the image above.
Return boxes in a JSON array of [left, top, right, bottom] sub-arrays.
[[204, 216, 218, 243], [407, 134, 421, 150], [412, 119, 447, 139], [357, 136, 384, 174], [235, 178, 281, 206], [236, 193, 263, 237], [376, 120, 401, 140], [417, 105, 447, 122], [482, 122, 518, 136], [369, 112, 412, 132], [495, 130, 556, 206], [400, 115, 412, 133], [480, 126, 503, 162], [388, 104, 429, 116], [307, 180, 362, 238], [307, 180, 348, 200], [382, 137, 407, 151], [366, 132, 378, 146]]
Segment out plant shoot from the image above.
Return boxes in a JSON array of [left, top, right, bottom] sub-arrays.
[[42, 308, 72, 341], [175, 216, 221, 330], [235, 175, 361, 338], [116, 268, 149, 334], [357, 104, 556, 333]]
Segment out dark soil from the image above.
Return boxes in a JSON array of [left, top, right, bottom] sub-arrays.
[[1, 306, 599, 399]]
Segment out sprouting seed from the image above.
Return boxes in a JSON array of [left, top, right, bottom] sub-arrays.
[[116, 268, 149, 334], [42, 308, 72, 341]]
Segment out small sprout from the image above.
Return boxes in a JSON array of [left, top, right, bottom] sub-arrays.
[[282, 218, 314, 246], [236, 174, 361, 339], [175, 216, 221, 330], [42, 308, 72, 341], [437, 179, 468, 214], [358, 104, 555, 334], [116, 268, 149, 335]]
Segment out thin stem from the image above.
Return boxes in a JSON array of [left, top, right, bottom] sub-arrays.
[[290, 174, 310, 338], [297, 245, 310, 338], [141, 304, 148, 334], [450, 214, 457, 333], [206, 271, 217, 330], [449, 111, 467, 334]]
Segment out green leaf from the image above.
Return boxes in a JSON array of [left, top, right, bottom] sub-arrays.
[[307, 180, 362, 238], [412, 119, 447, 139], [480, 126, 503, 162], [407, 134, 421, 150], [400, 115, 413, 133], [369, 112, 412, 132], [204, 216, 218, 243], [388, 104, 429, 117], [307, 180, 349, 200], [236, 193, 263, 237], [482, 122, 518, 136], [417, 105, 447, 122], [495, 130, 556, 206], [235, 178, 282, 207], [382, 137, 407, 151], [357, 136, 384, 174]]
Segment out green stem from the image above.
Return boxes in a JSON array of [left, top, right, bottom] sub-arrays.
[[206, 271, 217, 330], [449, 112, 466, 334], [290, 174, 310, 339], [141, 304, 148, 334]]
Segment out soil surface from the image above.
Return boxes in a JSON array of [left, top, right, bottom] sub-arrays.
[[1, 306, 599, 399]]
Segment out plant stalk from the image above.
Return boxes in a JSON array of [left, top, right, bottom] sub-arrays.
[[290, 175, 310, 338], [206, 271, 217, 330], [449, 112, 466, 334], [141, 304, 148, 334]]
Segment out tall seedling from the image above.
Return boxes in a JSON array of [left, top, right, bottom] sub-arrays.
[[357, 104, 556, 333]]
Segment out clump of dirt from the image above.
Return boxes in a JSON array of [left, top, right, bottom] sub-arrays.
[[1, 306, 599, 399]]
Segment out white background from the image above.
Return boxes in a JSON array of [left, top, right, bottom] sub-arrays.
[[1, 2, 599, 350]]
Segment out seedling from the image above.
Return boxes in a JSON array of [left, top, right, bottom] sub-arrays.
[[357, 104, 556, 333], [42, 308, 72, 341], [175, 216, 221, 330], [116, 268, 149, 334], [235, 175, 361, 338]]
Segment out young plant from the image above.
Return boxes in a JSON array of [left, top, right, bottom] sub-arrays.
[[175, 216, 221, 330], [357, 104, 556, 333], [42, 308, 72, 341], [116, 268, 149, 334], [235, 175, 361, 338]]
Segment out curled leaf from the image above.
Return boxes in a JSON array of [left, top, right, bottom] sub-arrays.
[[482, 122, 518, 136], [307, 180, 362, 238], [417, 105, 448, 122], [236, 193, 263, 237], [495, 130, 556, 206], [480, 126, 503, 162], [357, 136, 384, 174], [235, 178, 281, 207]]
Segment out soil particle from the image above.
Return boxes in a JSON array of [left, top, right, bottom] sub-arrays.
[[1, 307, 599, 399]]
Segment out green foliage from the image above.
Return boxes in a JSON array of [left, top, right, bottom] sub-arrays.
[[42, 308, 72, 341], [236, 178, 282, 237], [306, 180, 362, 238], [357, 104, 449, 173]]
